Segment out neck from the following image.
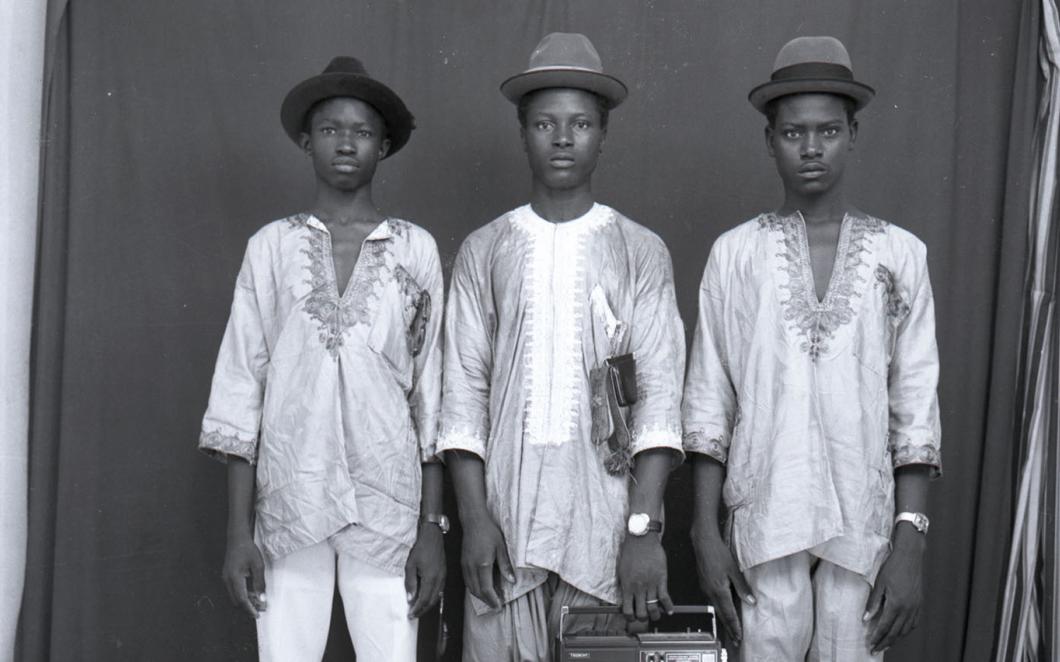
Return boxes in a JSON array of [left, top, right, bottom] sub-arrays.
[[311, 183, 382, 226], [529, 180, 595, 222], [779, 186, 850, 225]]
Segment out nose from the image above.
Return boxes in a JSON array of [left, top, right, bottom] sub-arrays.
[[553, 126, 573, 148], [801, 134, 822, 158], [337, 132, 356, 154]]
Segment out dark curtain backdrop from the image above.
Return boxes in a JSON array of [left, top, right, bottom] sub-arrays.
[[19, 1, 1036, 660]]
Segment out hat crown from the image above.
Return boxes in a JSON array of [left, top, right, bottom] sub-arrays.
[[526, 32, 604, 72], [773, 36, 853, 72], [322, 56, 369, 76]]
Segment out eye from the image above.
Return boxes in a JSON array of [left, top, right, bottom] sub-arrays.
[[782, 129, 801, 139], [357, 129, 373, 138], [534, 120, 553, 131], [320, 126, 336, 135], [822, 127, 840, 137], [574, 119, 591, 130]]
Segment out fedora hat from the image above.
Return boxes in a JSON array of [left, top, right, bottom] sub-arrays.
[[500, 32, 628, 108], [748, 36, 875, 113], [280, 56, 415, 157]]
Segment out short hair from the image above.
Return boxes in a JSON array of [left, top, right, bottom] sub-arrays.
[[516, 88, 610, 130], [301, 97, 389, 139], [764, 94, 857, 127]]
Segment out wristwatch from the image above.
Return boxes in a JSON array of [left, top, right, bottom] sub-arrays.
[[422, 513, 450, 535], [627, 513, 663, 537], [894, 511, 929, 534]]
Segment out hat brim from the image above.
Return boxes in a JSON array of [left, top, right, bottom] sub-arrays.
[[500, 68, 628, 108], [748, 78, 875, 113], [280, 72, 415, 157]]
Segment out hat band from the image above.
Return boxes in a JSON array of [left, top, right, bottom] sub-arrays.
[[771, 62, 854, 82]]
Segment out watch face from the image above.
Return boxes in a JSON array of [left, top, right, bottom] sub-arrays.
[[914, 514, 929, 533], [628, 513, 650, 536], [438, 515, 450, 534]]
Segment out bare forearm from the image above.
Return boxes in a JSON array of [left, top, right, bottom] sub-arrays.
[[445, 450, 490, 524], [691, 454, 726, 537], [226, 458, 256, 541], [628, 448, 677, 519], [893, 464, 930, 552], [419, 462, 443, 515]]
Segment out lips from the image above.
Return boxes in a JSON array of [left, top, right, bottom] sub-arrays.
[[798, 163, 827, 176], [549, 154, 576, 168], [332, 159, 360, 172]]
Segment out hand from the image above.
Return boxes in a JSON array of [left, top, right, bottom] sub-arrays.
[[618, 534, 674, 622], [404, 520, 447, 619], [864, 533, 925, 654], [223, 535, 267, 619], [690, 523, 755, 646], [460, 513, 514, 610]]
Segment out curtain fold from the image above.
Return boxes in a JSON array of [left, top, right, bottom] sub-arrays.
[[995, 1, 1060, 659]]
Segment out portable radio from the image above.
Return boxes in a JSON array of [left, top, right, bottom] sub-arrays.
[[555, 605, 728, 662]]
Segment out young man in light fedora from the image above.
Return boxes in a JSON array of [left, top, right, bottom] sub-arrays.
[[438, 32, 686, 660], [199, 56, 446, 661], [683, 36, 940, 659]]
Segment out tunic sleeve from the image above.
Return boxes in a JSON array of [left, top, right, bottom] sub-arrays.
[[408, 235, 445, 463], [682, 246, 737, 464], [888, 246, 942, 476], [199, 242, 271, 464], [626, 236, 685, 457], [437, 239, 493, 458]]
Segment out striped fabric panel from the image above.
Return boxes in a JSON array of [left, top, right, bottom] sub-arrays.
[[995, 1, 1060, 660]]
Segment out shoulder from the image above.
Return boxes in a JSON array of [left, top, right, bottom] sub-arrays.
[[704, 214, 771, 268], [457, 208, 518, 257], [245, 213, 310, 253], [606, 207, 671, 260], [386, 217, 439, 252], [860, 213, 929, 266]]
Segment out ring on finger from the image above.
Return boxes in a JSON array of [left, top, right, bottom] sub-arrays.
[[646, 599, 660, 605]]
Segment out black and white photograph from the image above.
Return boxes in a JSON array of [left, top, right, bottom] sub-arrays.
[[0, 1, 1054, 661]]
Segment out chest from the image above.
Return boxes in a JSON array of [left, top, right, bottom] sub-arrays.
[[804, 221, 842, 302], [327, 224, 372, 295]]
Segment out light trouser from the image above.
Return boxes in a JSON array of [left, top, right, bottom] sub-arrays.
[[739, 551, 882, 662], [462, 573, 625, 662], [256, 540, 418, 662]]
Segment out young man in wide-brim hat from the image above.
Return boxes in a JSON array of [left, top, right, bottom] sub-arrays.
[[437, 32, 687, 660], [683, 36, 941, 659], [199, 56, 447, 661]]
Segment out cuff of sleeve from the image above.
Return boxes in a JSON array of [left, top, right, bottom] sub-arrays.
[[890, 437, 941, 478], [630, 424, 685, 462], [683, 430, 728, 464], [436, 425, 487, 459], [199, 427, 258, 464]]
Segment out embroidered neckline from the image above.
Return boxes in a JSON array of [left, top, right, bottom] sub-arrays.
[[295, 214, 407, 357], [511, 203, 615, 446], [760, 210, 887, 360]]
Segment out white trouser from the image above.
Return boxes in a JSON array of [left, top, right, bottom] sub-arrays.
[[256, 540, 418, 662], [739, 551, 882, 662]]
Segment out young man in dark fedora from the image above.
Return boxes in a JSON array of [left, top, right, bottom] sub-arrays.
[[199, 57, 446, 661], [437, 32, 686, 660], [683, 36, 941, 659]]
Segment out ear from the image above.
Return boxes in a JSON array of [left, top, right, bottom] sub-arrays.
[[765, 125, 776, 157], [299, 132, 312, 155], [847, 119, 859, 149], [598, 128, 607, 153], [520, 125, 528, 152], [379, 137, 392, 158]]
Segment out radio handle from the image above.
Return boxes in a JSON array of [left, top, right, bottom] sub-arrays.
[[558, 605, 718, 640]]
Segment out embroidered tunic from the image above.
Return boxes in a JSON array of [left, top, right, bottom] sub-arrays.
[[438, 203, 685, 608], [199, 214, 443, 573], [682, 211, 941, 580]]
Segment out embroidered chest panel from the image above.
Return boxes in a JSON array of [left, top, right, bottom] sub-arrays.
[[293, 215, 410, 357], [510, 205, 614, 446], [759, 212, 887, 360]]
